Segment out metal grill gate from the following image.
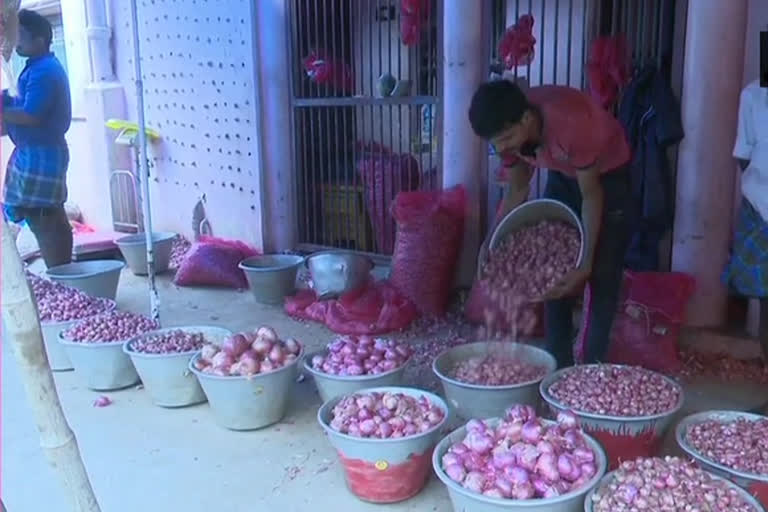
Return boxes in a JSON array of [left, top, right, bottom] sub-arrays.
[[287, 0, 440, 256]]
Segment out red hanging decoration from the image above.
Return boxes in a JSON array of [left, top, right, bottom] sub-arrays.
[[400, 0, 431, 47], [498, 14, 536, 70], [587, 35, 632, 109]]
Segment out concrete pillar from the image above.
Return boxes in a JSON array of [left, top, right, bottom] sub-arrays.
[[84, 0, 114, 81], [254, 0, 296, 252], [442, 0, 487, 286], [671, 0, 748, 327]]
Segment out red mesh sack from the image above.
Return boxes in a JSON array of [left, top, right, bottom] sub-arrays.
[[357, 143, 420, 254], [174, 236, 260, 289], [284, 280, 418, 335], [389, 185, 466, 315], [575, 271, 695, 373], [498, 14, 536, 69]]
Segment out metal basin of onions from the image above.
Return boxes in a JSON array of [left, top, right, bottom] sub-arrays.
[[433, 418, 607, 512], [583, 468, 766, 512], [124, 326, 232, 408], [433, 342, 557, 420], [539, 365, 684, 469], [676, 410, 768, 508], [40, 300, 117, 372], [317, 386, 449, 504], [59, 330, 139, 391], [189, 348, 303, 430], [303, 349, 409, 402]]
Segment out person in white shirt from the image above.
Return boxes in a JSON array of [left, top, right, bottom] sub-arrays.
[[722, 78, 768, 360]]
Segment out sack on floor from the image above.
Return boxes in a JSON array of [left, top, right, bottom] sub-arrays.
[[575, 271, 695, 373], [174, 236, 259, 289], [465, 279, 545, 337], [389, 185, 466, 316], [285, 280, 419, 335]]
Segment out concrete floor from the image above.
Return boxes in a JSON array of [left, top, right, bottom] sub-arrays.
[[3, 268, 767, 511]]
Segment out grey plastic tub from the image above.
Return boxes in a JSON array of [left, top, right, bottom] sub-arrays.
[[484, 199, 584, 269], [306, 251, 373, 299], [676, 410, 768, 507], [46, 260, 125, 300], [40, 300, 117, 371], [540, 364, 684, 469], [189, 348, 303, 430], [59, 332, 140, 390], [584, 467, 765, 512], [115, 232, 176, 275], [303, 349, 408, 402], [239, 254, 304, 304], [433, 342, 557, 420], [318, 386, 449, 503], [124, 326, 232, 407], [434, 418, 607, 512]]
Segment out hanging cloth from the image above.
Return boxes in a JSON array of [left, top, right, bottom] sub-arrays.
[[587, 34, 632, 110], [498, 14, 536, 70]]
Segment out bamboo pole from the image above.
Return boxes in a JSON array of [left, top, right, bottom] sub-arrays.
[[1, 221, 101, 512]]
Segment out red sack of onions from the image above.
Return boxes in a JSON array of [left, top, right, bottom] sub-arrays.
[[400, 0, 430, 47], [174, 236, 259, 289], [498, 14, 536, 70], [389, 185, 466, 316], [576, 271, 695, 373]]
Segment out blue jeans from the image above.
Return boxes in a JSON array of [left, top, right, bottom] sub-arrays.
[[543, 168, 631, 368]]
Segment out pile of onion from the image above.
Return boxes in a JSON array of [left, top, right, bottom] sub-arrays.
[[329, 391, 445, 439], [441, 406, 599, 499], [452, 355, 548, 386], [193, 326, 302, 377], [62, 311, 158, 343], [481, 220, 580, 302], [685, 416, 768, 476], [130, 330, 206, 354], [548, 364, 681, 417], [590, 456, 758, 511], [310, 335, 412, 376], [28, 273, 114, 322]]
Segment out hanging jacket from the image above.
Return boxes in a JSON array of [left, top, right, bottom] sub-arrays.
[[618, 65, 684, 271]]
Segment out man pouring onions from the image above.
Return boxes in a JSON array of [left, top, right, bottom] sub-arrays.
[[468, 80, 633, 368]]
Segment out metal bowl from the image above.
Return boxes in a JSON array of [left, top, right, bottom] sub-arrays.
[[239, 254, 305, 304], [676, 410, 768, 506], [584, 467, 766, 512], [486, 199, 584, 267], [432, 341, 556, 420], [434, 418, 607, 512], [115, 232, 176, 275], [306, 251, 373, 300], [540, 364, 685, 469], [46, 259, 125, 300]]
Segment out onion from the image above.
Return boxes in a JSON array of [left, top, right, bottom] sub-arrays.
[[27, 272, 114, 322], [311, 335, 412, 377], [685, 417, 768, 476], [197, 326, 302, 377], [222, 334, 250, 357], [62, 311, 158, 343], [131, 330, 207, 354]]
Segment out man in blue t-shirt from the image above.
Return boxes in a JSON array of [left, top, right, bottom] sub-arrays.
[[2, 9, 72, 267]]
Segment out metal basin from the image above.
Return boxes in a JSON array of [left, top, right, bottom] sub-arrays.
[[318, 386, 449, 504], [189, 348, 303, 430], [433, 341, 556, 420], [676, 410, 768, 508], [540, 364, 685, 469], [239, 254, 305, 304], [306, 251, 373, 300], [434, 418, 607, 512], [124, 326, 232, 408], [59, 332, 140, 391], [115, 232, 176, 275], [584, 467, 765, 512], [486, 199, 584, 267], [46, 260, 125, 300], [303, 349, 408, 402]]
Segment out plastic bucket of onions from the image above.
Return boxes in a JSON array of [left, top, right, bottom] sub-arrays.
[[433, 342, 556, 420], [304, 335, 412, 402], [124, 326, 232, 407], [317, 387, 449, 503], [58, 311, 158, 390], [41, 300, 116, 371], [584, 456, 765, 512], [676, 410, 768, 508], [189, 327, 304, 430], [432, 407, 607, 512], [539, 364, 684, 470]]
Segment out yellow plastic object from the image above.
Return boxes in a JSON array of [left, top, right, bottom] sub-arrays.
[[105, 119, 161, 141]]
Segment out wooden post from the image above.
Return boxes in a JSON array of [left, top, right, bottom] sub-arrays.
[[1, 221, 101, 512]]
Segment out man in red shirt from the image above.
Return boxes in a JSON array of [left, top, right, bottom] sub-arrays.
[[469, 80, 632, 368]]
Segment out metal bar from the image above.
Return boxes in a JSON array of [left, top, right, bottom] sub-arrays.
[[639, 0, 646, 65], [527, 0, 532, 84], [580, 0, 587, 88], [539, 0, 545, 85], [566, 0, 573, 85], [656, 0, 664, 69], [553, 0, 559, 84]]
